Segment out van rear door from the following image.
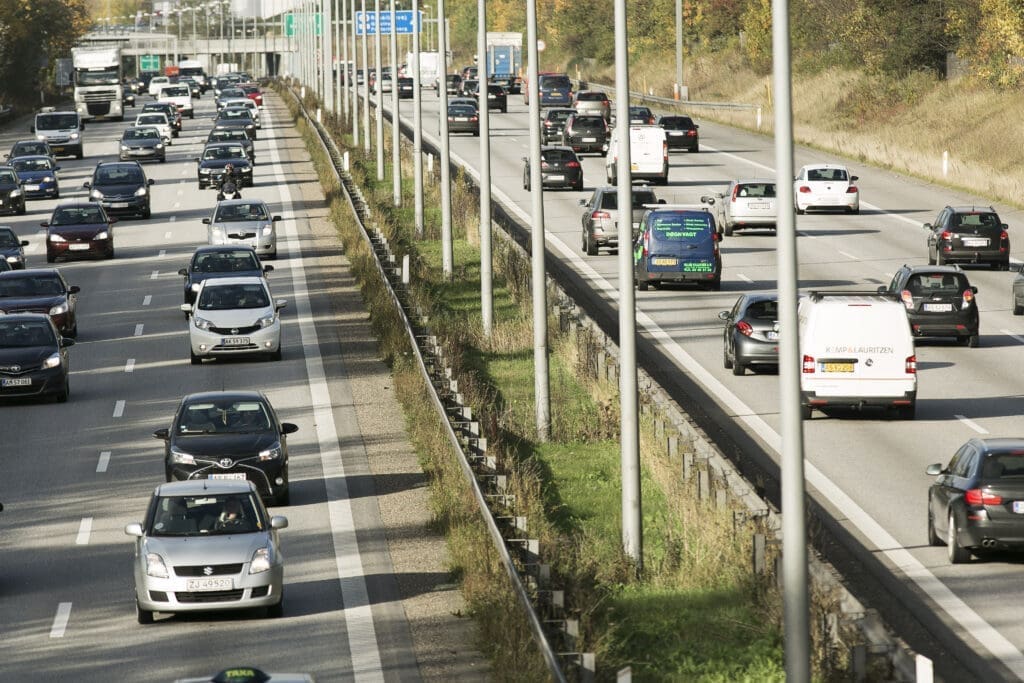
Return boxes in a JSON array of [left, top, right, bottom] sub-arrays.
[[644, 211, 717, 275]]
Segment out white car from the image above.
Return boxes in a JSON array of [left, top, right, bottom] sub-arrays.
[[793, 163, 859, 214], [157, 83, 194, 119], [221, 98, 261, 128], [147, 76, 170, 98], [714, 179, 777, 236], [134, 113, 172, 144], [181, 276, 286, 362]]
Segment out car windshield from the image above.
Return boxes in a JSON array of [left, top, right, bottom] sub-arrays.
[[204, 146, 246, 160], [97, 167, 143, 184], [577, 92, 604, 101], [177, 399, 273, 434], [574, 116, 605, 127], [36, 114, 79, 129], [214, 202, 268, 221], [0, 170, 19, 184], [124, 128, 160, 141], [193, 250, 260, 273], [806, 168, 848, 182], [137, 115, 166, 126], [198, 283, 270, 310], [0, 319, 56, 347], [150, 493, 263, 537], [13, 143, 48, 156], [209, 131, 246, 143], [0, 275, 64, 297], [547, 110, 573, 123], [220, 88, 245, 98], [0, 230, 21, 247], [51, 206, 106, 225], [162, 86, 189, 97], [629, 107, 651, 118], [11, 158, 53, 172]]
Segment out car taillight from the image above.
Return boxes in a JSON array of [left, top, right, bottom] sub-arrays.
[[962, 289, 974, 307], [965, 488, 1003, 506], [662, 142, 668, 161], [905, 355, 916, 374], [543, 120, 552, 127], [802, 355, 815, 373], [731, 185, 740, 203], [798, 185, 811, 193], [471, 116, 479, 122], [737, 321, 753, 337], [541, 161, 550, 169], [941, 230, 952, 241], [1001, 230, 1009, 241], [566, 161, 581, 168], [591, 210, 611, 220], [846, 185, 858, 194], [687, 129, 697, 137], [900, 289, 914, 309], [642, 232, 650, 258]]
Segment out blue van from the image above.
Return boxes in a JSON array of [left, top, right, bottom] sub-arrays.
[[538, 73, 573, 107], [633, 208, 721, 291]]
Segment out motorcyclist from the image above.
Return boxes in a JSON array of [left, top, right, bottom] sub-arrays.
[[216, 163, 241, 200]]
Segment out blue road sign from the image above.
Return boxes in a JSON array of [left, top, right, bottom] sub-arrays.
[[355, 10, 421, 35]]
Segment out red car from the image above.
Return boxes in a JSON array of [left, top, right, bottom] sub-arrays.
[[241, 84, 263, 108], [43, 201, 117, 262], [0, 268, 80, 336]]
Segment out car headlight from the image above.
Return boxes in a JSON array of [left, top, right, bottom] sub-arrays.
[[90, 189, 103, 200], [36, 134, 46, 141], [95, 230, 109, 240], [169, 446, 195, 464], [9, 189, 21, 198], [70, 133, 79, 140], [257, 311, 277, 328], [190, 282, 202, 292], [134, 187, 148, 197], [155, 143, 164, 150], [192, 314, 213, 331], [42, 352, 62, 369], [48, 233, 66, 243], [261, 224, 273, 236], [49, 301, 69, 315], [6, 255, 21, 262], [249, 547, 272, 574], [259, 442, 282, 461], [241, 167, 252, 174], [145, 552, 169, 579], [199, 167, 212, 174], [43, 175, 54, 183], [210, 226, 223, 235], [245, 125, 254, 130], [120, 144, 129, 151]]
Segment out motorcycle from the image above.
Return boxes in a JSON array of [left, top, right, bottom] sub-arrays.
[[215, 173, 242, 201]]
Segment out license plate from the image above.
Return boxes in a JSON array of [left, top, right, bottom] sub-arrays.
[[111, 202, 130, 208], [488, 95, 496, 99], [582, 137, 597, 142], [748, 202, 770, 209], [962, 238, 989, 247], [668, 131, 682, 136], [210, 472, 247, 480], [922, 303, 953, 312], [652, 257, 678, 266], [2, 377, 31, 387], [455, 117, 468, 122], [24, 184, 39, 191], [822, 362, 854, 373], [765, 331, 779, 341], [1014, 501, 1024, 514], [186, 577, 233, 592], [69, 243, 90, 251], [547, 175, 564, 181], [221, 337, 250, 346]]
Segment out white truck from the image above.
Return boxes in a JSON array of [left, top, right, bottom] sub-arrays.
[[406, 51, 441, 88], [71, 45, 124, 121], [178, 59, 208, 91], [606, 125, 669, 185]]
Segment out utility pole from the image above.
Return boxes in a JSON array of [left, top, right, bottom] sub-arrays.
[[477, 0, 492, 337], [412, 0, 424, 237], [437, 0, 453, 278], [374, 0, 385, 180], [390, 0, 401, 206]]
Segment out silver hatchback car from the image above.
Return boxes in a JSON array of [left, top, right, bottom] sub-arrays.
[[205, 199, 281, 259], [125, 479, 288, 624], [704, 179, 777, 236]]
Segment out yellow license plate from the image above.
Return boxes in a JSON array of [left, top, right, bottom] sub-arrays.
[[652, 258, 678, 266], [822, 362, 854, 373]]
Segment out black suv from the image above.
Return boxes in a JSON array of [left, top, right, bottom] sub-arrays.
[[561, 113, 609, 156], [481, 84, 508, 112], [925, 205, 1009, 270], [83, 161, 155, 219], [658, 115, 700, 152], [541, 108, 575, 144], [878, 264, 980, 347]]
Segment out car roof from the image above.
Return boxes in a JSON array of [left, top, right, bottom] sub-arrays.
[[0, 312, 53, 323], [0, 267, 61, 278], [53, 200, 99, 209], [948, 205, 998, 213], [96, 160, 143, 169], [732, 178, 776, 185], [801, 163, 848, 170], [181, 389, 267, 404], [216, 198, 267, 208], [968, 437, 1024, 452], [11, 154, 51, 162], [198, 275, 268, 287], [156, 479, 258, 496], [193, 244, 259, 255]]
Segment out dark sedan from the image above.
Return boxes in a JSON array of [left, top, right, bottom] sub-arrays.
[[928, 438, 1024, 563], [877, 264, 979, 347], [447, 104, 480, 136], [0, 313, 73, 402], [213, 109, 258, 140], [119, 126, 166, 163], [0, 226, 29, 269], [0, 268, 80, 336], [0, 167, 26, 216], [206, 128, 256, 163], [83, 161, 155, 219], [561, 113, 609, 156], [10, 155, 61, 199], [396, 77, 415, 99], [196, 143, 254, 189], [154, 391, 299, 506], [43, 202, 117, 262], [628, 106, 656, 125], [542, 108, 575, 144], [178, 245, 273, 305], [523, 147, 584, 191], [718, 294, 779, 376], [658, 115, 700, 152]]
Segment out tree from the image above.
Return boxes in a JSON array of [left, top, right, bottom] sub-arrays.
[[0, 0, 91, 105]]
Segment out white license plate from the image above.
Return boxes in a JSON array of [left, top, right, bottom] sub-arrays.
[[210, 472, 247, 480], [582, 137, 597, 142], [488, 95, 496, 99], [1014, 501, 1024, 514], [547, 175, 565, 181], [668, 131, 683, 136], [221, 337, 250, 346], [68, 243, 90, 251], [748, 202, 770, 209], [2, 377, 31, 387], [111, 202, 131, 208], [922, 303, 953, 312], [186, 577, 233, 592], [454, 117, 468, 121], [24, 184, 40, 191], [962, 238, 989, 247], [765, 331, 779, 341]]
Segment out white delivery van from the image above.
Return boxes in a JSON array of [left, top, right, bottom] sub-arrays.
[[606, 125, 668, 186], [148, 76, 170, 97], [157, 83, 194, 119], [798, 291, 917, 419]]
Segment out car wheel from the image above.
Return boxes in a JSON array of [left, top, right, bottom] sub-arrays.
[[1013, 297, 1023, 315], [275, 486, 290, 506], [16, 202, 25, 215], [731, 357, 744, 376], [160, 157, 166, 163], [723, 346, 733, 369], [947, 511, 971, 564], [707, 278, 721, 292], [800, 404, 812, 420], [999, 261, 1011, 271], [190, 350, 201, 365], [142, 206, 151, 219], [270, 348, 282, 361], [585, 234, 598, 256], [53, 189, 59, 199], [574, 180, 583, 191], [927, 249, 936, 265], [637, 279, 649, 291], [796, 206, 805, 215], [724, 223, 735, 237], [136, 600, 154, 625], [76, 151, 83, 160], [968, 334, 980, 348], [927, 506, 943, 546], [67, 323, 77, 339], [107, 247, 115, 260], [46, 251, 55, 263], [55, 378, 69, 403]]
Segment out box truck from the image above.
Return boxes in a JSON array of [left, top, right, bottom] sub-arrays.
[[486, 32, 522, 93], [71, 45, 124, 121]]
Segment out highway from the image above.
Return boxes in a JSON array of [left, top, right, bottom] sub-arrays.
[[389, 87, 1024, 679], [0, 93, 434, 681]]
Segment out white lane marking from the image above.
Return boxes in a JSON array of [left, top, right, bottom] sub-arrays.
[[169, 216, 176, 223], [173, 202, 181, 209], [955, 415, 989, 434], [142, 295, 152, 306], [125, 358, 135, 373], [96, 451, 111, 473], [158, 249, 166, 257], [798, 231, 817, 239], [838, 250, 858, 260], [1001, 329, 1024, 345], [265, 106, 385, 679], [422, 123, 1024, 675], [75, 518, 92, 545], [50, 603, 72, 638], [150, 270, 159, 280], [112, 400, 125, 418], [737, 273, 753, 283], [134, 324, 144, 336]]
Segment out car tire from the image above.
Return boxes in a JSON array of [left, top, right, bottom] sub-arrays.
[[190, 350, 201, 365], [67, 323, 77, 339], [270, 348, 282, 361], [574, 180, 583, 191], [76, 151, 83, 160], [637, 279, 649, 291], [136, 600, 154, 625], [46, 251, 55, 263], [107, 247, 115, 260], [800, 404, 812, 420], [968, 334, 980, 348], [160, 157, 166, 163], [585, 234, 598, 256], [731, 358, 744, 376], [796, 206, 805, 215], [1013, 298, 1023, 315], [275, 486, 290, 506], [724, 223, 734, 237], [707, 278, 721, 292], [55, 379, 69, 403], [142, 206, 151, 219], [927, 507, 943, 546], [947, 511, 971, 564], [16, 202, 25, 215], [53, 189, 59, 199]]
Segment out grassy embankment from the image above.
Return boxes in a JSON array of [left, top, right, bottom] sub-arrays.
[[280, 84, 793, 680]]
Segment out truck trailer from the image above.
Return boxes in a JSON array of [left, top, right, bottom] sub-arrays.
[[71, 45, 124, 121], [485, 32, 522, 93]]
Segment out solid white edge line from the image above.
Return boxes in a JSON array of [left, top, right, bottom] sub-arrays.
[[264, 106, 385, 680], [955, 415, 989, 435], [49, 602, 71, 638], [112, 400, 125, 418], [96, 451, 110, 473], [75, 517, 92, 545], [405, 111, 1024, 675], [1001, 329, 1024, 345]]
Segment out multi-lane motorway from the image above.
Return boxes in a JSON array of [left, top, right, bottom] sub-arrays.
[[384, 87, 1024, 678]]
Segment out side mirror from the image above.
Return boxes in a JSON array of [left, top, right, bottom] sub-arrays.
[[270, 515, 289, 529], [272, 215, 281, 222], [850, 175, 859, 181], [177, 268, 188, 276], [180, 303, 193, 313], [19, 240, 28, 247], [54, 166, 61, 172], [971, 286, 978, 294], [153, 427, 170, 440], [202, 218, 211, 224], [281, 422, 299, 435], [68, 285, 81, 294], [577, 199, 586, 206], [147, 179, 155, 186], [275, 299, 288, 310], [124, 523, 143, 537], [109, 218, 118, 225], [923, 223, 932, 230], [876, 286, 887, 294], [925, 463, 944, 476], [263, 265, 274, 273], [82, 181, 91, 189], [717, 311, 730, 321], [60, 337, 75, 348], [1002, 223, 1009, 230], [40, 221, 49, 228], [658, 199, 666, 204]]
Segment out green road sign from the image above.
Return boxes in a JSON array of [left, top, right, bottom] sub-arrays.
[[284, 13, 322, 37], [140, 55, 161, 72]]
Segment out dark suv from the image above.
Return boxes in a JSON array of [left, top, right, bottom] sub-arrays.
[[83, 161, 155, 219], [658, 115, 700, 152], [561, 113, 609, 156], [541, 108, 575, 144], [579, 186, 661, 256], [925, 205, 1009, 270], [878, 264, 980, 347]]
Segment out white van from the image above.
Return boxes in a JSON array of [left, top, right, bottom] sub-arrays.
[[157, 83, 194, 119], [606, 125, 668, 186], [798, 291, 917, 419], [148, 76, 170, 97]]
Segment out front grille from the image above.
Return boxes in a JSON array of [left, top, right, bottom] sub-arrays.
[[1, 306, 48, 315], [175, 589, 244, 603], [83, 90, 117, 103], [0, 364, 40, 375], [175, 563, 243, 577], [101, 193, 135, 201], [209, 324, 260, 335]]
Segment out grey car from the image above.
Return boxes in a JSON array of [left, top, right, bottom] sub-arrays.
[[204, 198, 281, 259], [579, 186, 662, 255], [573, 90, 611, 120], [119, 126, 166, 163], [1012, 265, 1024, 315], [125, 479, 288, 624], [719, 293, 780, 376]]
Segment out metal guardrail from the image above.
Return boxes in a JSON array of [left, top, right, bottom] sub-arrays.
[[575, 79, 760, 112], [283, 86, 583, 682]]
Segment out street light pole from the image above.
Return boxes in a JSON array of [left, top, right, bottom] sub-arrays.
[[477, 0, 492, 337], [390, 0, 400, 206], [411, 0, 423, 237]]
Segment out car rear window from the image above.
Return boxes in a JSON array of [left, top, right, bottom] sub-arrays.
[[547, 110, 573, 123], [954, 213, 1000, 228], [736, 183, 776, 198], [746, 300, 779, 320], [806, 168, 848, 182], [599, 190, 657, 210], [539, 75, 571, 90], [660, 117, 694, 128], [573, 116, 605, 127], [906, 272, 969, 295], [542, 149, 577, 162], [649, 212, 713, 240], [980, 452, 1024, 480], [577, 92, 605, 101], [449, 105, 476, 116]]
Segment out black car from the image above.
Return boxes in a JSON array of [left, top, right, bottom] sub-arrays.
[[541, 108, 575, 144], [178, 245, 273, 305], [561, 113, 609, 156], [0, 167, 26, 216], [628, 106, 656, 125], [196, 143, 254, 189], [83, 161, 155, 219], [927, 438, 1024, 563], [658, 115, 699, 152], [119, 126, 166, 163], [0, 268, 80, 335], [154, 391, 298, 506], [0, 226, 29, 269], [213, 109, 258, 140], [0, 313, 73, 402], [522, 147, 584, 192], [481, 84, 508, 113], [43, 202, 116, 263], [878, 264, 980, 347], [925, 205, 1010, 270], [440, 73, 462, 95], [141, 101, 181, 133], [447, 104, 480, 136], [6, 140, 54, 163], [206, 128, 256, 163], [179, 77, 202, 98], [396, 77, 415, 99], [718, 294, 780, 376]]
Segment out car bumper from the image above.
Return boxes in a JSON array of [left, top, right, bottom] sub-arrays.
[[449, 123, 479, 135], [208, 234, 275, 256], [540, 171, 582, 189], [734, 335, 779, 365], [168, 463, 287, 502], [939, 247, 1008, 265], [189, 323, 281, 358], [665, 136, 698, 151], [565, 139, 607, 153], [48, 237, 112, 260], [120, 148, 165, 162], [134, 564, 284, 614], [0, 197, 24, 214], [22, 183, 59, 198], [99, 198, 149, 215], [797, 195, 859, 211], [801, 389, 916, 409], [908, 312, 978, 339], [48, 143, 82, 157], [0, 366, 67, 399]]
